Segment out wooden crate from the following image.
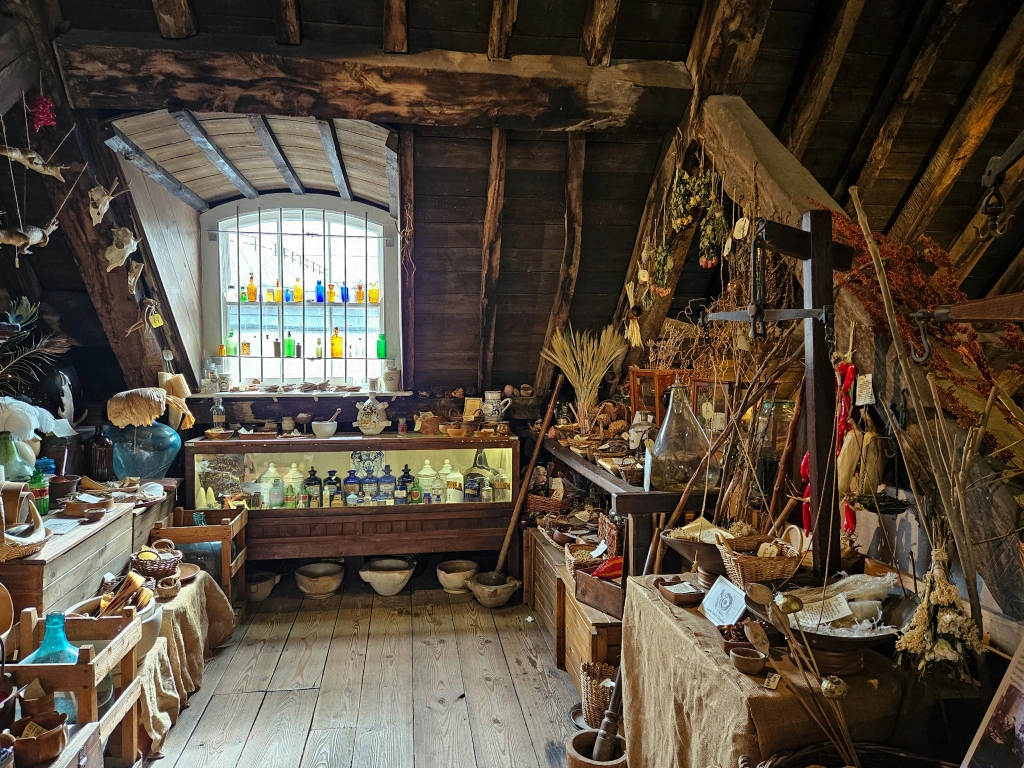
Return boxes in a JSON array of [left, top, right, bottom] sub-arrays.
[[131, 479, 179, 552], [0, 503, 135, 616], [13, 608, 142, 765], [152, 506, 247, 601], [51, 722, 102, 768], [555, 566, 621, 698], [523, 527, 562, 639]]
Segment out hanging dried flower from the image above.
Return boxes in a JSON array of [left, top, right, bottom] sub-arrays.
[[28, 96, 56, 132]]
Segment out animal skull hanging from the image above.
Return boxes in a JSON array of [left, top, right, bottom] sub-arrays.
[[126, 259, 144, 294], [89, 179, 128, 226], [0, 145, 67, 182], [0, 218, 58, 256], [104, 226, 139, 272]]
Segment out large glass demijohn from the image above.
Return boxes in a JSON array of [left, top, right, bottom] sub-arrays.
[[649, 376, 721, 492]]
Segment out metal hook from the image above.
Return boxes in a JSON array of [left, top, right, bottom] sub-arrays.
[[911, 317, 931, 363], [974, 186, 1013, 241]]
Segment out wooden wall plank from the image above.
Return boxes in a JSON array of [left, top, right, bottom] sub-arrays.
[[152, 0, 197, 39], [385, 131, 400, 219], [104, 124, 209, 211], [487, 0, 518, 60], [0, 21, 38, 117], [480, 127, 507, 392], [534, 132, 584, 393], [274, 0, 302, 45], [384, 0, 408, 53], [581, 0, 620, 67]]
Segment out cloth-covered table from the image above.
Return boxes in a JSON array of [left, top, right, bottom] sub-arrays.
[[139, 636, 180, 754], [622, 575, 919, 768]]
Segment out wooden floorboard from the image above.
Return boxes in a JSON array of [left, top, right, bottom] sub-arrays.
[[450, 594, 541, 768], [493, 606, 579, 768], [351, 592, 415, 768], [235, 689, 318, 768], [411, 589, 477, 768], [171, 692, 264, 768], [299, 728, 356, 768], [311, 580, 374, 730], [216, 594, 302, 694], [269, 595, 342, 690]]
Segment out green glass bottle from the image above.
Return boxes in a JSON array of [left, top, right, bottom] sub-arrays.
[[376, 334, 387, 359], [283, 332, 296, 358]]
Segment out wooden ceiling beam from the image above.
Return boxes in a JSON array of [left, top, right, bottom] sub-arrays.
[[888, 4, 1024, 245], [385, 131, 399, 219], [487, 0, 518, 60], [535, 132, 585, 394], [954, 158, 1024, 285], [274, 0, 301, 45], [0, 20, 38, 117], [777, 0, 865, 160], [398, 125, 415, 389], [103, 124, 209, 211], [383, 0, 408, 53], [581, 0, 621, 66], [479, 127, 507, 392], [54, 30, 692, 130], [987, 245, 1024, 297], [833, 0, 968, 204], [169, 104, 258, 199], [247, 114, 304, 195], [151, 0, 197, 39], [317, 118, 353, 202]]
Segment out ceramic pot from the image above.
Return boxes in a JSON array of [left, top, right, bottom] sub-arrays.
[[465, 573, 521, 608], [312, 421, 338, 438], [481, 392, 512, 421], [295, 563, 344, 600], [247, 572, 281, 602], [436, 560, 478, 594], [380, 364, 401, 392], [359, 558, 415, 596]]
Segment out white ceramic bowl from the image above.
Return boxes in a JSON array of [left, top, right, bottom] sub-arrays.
[[359, 557, 415, 596], [295, 562, 345, 599], [311, 421, 338, 437], [436, 559, 479, 594]]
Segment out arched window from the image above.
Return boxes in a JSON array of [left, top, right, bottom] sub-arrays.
[[200, 193, 401, 386]]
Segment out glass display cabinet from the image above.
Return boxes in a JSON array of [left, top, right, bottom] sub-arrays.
[[185, 434, 519, 560]]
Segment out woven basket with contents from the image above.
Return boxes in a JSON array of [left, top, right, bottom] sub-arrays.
[[581, 662, 617, 729], [131, 538, 183, 580], [715, 535, 801, 589]]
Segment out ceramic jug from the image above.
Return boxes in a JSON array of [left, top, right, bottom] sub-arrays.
[[481, 391, 512, 421], [380, 361, 401, 392]]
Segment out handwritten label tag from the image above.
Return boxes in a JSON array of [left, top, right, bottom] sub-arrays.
[[793, 595, 852, 627], [855, 373, 875, 405], [590, 540, 608, 558], [149, 312, 164, 328], [763, 673, 781, 690], [756, 542, 779, 558]]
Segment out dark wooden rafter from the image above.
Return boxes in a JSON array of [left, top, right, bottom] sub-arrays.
[[383, 0, 408, 53], [54, 31, 692, 131], [274, 0, 301, 45], [535, 132, 585, 393], [385, 131, 400, 219], [777, 0, 865, 160], [169, 104, 258, 199], [398, 125, 415, 389], [479, 127, 507, 392], [888, 4, 1024, 244], [316, 118, 353, 202], [247, 113, 304, 195], [581, 0, 621, 67], [103, 123, 208, 211], [833, 0, 968, 203], [0, 20, 38, 117], [487, 0, 518, 60], [151, 0, 197, 39], [953, 159, 1024, 284], [987, 247, 1024, 297]]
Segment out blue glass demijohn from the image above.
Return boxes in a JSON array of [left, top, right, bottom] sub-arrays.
[[22, 613, 78, 664], [103, 423, 182, 480]]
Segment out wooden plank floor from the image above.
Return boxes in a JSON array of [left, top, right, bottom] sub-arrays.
[[159, 577, 581, 768]]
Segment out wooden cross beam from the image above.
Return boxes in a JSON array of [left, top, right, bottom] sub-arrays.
[[247, 114, 304, 196], [274, 0, 301, 45], [317, 118, 353, 202], [480, 128, 507, 392], [151, 0, 197, 39], [487, 0, 518, 60], [383, 0, 408, 53], [0, 20, 38, 117], [169, 104, 258, 199], [103, 123, 209, 211]]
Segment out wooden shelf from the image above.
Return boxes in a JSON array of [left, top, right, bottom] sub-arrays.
[[188, 433, 519, 451]]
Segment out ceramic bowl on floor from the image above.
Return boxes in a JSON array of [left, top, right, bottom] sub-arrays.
[[247, 572, 281, 602], [359, 558, 415, 596], [295, 563, 345, 600], [436, 559, 479, 594]]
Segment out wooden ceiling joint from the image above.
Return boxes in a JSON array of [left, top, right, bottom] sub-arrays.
[[581, 0, 621, 67], [833, 0, 968, 204], [777, 0, 865, 160], [487, 0, 518, 60], [887, 3, 1024, 245], [0, 20, 39, 117], [151, 0, 197, 39], [384, 0, 408, 53], [987, 245, 1024, 297], [479, 127, 507, 392], [385, 131, 400, 219], [103, 123, 209, 211], [169, 104, 259, 199], [274, 0, 301, 45], [317, 118, 353, 201], [247, 113, 304, 195]]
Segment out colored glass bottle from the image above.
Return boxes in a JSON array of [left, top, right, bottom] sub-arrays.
[[379, 465, 396, 500], [273, 280, 282, 303], [315, 280, 325, 303], [29, 466, 49, 515], [265, 287, 274, 302], [84, 425, 114, 483], [294, 279, 303, 302], [368, 282, 379, 304], [327, 283, 336, 303], [273, 337, 282, 357], [22, 613, 78, 664], [355, 282, 365, 303], [283, 286, 293, 303], [304, 468, 323, 508], [241, 340, 251, 356], [283, 332, 295, 358], [225, 331, 238, 357], [237, 284, 246, 303], [376, 334, 387, 359], [323, 470, 340, 505], [247, 272, 257, 302], [339, 283, 349, 303], [361, 466, 378, 499], [315, 337, 323, 358], [330, 328, 344, 358], [343, 470, 360, 505], [407, 478, 423, 504]]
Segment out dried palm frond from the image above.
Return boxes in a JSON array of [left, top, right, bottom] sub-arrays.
[[0, 330, 70, 397], [541, 325, 626, 433], [108, 387, 195, 429]]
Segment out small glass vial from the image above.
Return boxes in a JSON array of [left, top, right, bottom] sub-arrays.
[[397, 417, 408, 434], [211, 397, 227, 429], [479, 478, 493, 503]]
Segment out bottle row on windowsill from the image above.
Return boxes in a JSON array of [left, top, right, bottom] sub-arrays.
[[219, 330, 388, 359], [234, 274, 380, 304]]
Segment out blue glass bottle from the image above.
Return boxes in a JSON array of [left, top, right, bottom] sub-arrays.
[[361, 466, 379, 499], [339, 283, 349, 303], [315, 280, 325, 303], [378, 465, 396, 500], [323, 470, 340, 505], [22, 613, 78, 664], [343, 470, 360, 505]]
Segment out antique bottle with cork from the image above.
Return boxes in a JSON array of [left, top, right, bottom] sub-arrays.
[[210, 397, 227, 429], [304, 468, 323, 507]]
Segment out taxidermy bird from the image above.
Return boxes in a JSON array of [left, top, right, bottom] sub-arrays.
[[88, 179, 128, 226], [0, 145, 67, 182], [104, 227, 139, 272], [0, 218, 58, 255]]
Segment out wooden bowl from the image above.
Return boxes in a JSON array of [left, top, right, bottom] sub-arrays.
[[61, 498, 115, 519], [82, 508, 106, 523], [16, 689, 54, 718], [295, 562, 345, 599], [204, 428, 235, 440], [730, 647, 766, 675], [4, 712, 68, 767], [445, 426, 467, 438], [0, 583, 12, 644]]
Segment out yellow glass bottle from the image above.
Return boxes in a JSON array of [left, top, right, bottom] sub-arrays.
[[246, 272, 257, 302], [327, 283, 336, 303], [368, 281, 379, 303], [273, 280, 282, 303], [330, 327, 344, 358], [293, 279, 303, 302], [265, 287, 274, 302], [355, 282, 365, 303]]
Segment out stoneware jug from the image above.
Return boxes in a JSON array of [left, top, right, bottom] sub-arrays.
[[481, 391, 512, 421]]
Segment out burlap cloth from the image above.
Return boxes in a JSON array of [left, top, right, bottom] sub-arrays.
[[622, 575, 915, 768], [139, 636, 180, 753]]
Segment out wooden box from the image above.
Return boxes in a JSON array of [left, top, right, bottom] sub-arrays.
[[555, 566, 621, 698], [51, 723, 102, 768], [131, 479, 179, 552], [574, 566, 624, 620], [152, 506, 247, 601], [0, 503, 134, 615], [523, 527, 563, 639]]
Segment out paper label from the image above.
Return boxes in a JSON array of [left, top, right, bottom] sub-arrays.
[[712, 412, 727, 432], [549, 477, 564, 500], [665, 581, 701, 595], [756, 542, 779, 558], [763, 673, 781, 690], [701, 401, 714, 420], [463, 397, 483, 420], [793, 595, 852, 627], [855, 373, 875, 406], [699, 576, 747, 627], [590, 540, 608, 558], [149, 312, 164, 328]]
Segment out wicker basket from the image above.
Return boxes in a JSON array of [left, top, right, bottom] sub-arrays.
[[619, 465, 644, 486], [131, 538, 183, 580], [581, 662, 617, 729], [716, 537, 801, 589], [598, 513, 626, 558], [0, 483, 48, 563], [527, 494, 572, 517], [750, 741, 955, 768], [565, 543, 604, 578]]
